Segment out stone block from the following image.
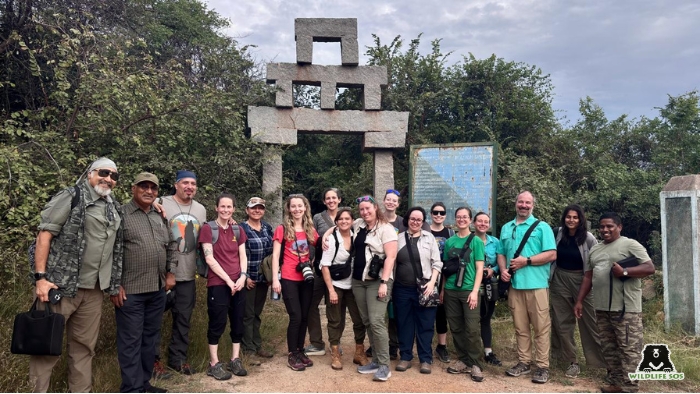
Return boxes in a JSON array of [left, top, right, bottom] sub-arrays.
[[295, 18, 358, 65], [373, 150, 394, 200], [266, 63, 387, 110], [262, 146, 283, 226], [247, 106, 408, 149]]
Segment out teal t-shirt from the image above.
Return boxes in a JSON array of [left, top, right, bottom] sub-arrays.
[[497, 215, 556, 290], [443, 234, 485, 291]]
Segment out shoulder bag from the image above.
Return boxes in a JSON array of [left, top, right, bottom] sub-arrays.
[[11, 298, 65, 356]]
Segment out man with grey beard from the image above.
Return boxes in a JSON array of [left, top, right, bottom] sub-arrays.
[[29, 157, 124, 392]]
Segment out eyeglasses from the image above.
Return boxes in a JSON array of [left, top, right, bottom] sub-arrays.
[[431, 210, 446, 216], [409, 218, 423, 223], [94, 169, 119, 181], [137, 183, 159, 192], [455, 216, 470, 221], [356, 195, 376, 204], [386, 189, 401, 197]]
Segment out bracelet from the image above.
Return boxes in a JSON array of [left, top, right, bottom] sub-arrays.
[[241, 272, 249, 278]]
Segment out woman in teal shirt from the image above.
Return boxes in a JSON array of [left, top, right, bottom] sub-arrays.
[[441, 207, 485, 382], [473, 212, 502, 366]]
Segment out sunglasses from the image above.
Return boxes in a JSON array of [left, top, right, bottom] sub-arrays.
[[94, 169, 119, 181], [386, 189, 401, 197], [431, 210, 446, 216], [356, 195, 376, 204], [287, 193, 304, 198]]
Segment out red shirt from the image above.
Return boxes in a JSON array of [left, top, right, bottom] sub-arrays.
[[199, 223, 247, 287], [273, 225, 318, 282]]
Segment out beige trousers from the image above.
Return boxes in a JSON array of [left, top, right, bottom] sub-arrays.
[[508, 287, 551, 368], [29, 287, 104, 393]]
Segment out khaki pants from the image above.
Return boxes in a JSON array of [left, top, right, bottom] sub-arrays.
[[29, 287, 104, 393], [508, 287, 551, 368]]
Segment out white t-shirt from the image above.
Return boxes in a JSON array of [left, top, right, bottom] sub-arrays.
[[320, 228, 353, 289]]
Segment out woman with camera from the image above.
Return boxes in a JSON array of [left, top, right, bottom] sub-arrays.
[[550, 204, 605, 378], [271, 194, 319, 371], [320, 207, 368, 370], [393, 207, 442, 374], [442, 207, 486, 382], [473, 211, 503, 366], [200, 193, 249, 381], [351, 195, 398, 381]]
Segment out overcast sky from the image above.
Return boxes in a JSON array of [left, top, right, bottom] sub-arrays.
[[206, 0, 699, 124]]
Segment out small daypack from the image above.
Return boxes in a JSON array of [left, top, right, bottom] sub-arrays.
[[196, 221, 241, 279], [326, 230, 354, 281]]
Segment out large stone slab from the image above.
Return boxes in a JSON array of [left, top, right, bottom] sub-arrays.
[[373, 150, 395, 200], [248, 106, 408, 149], [266, 63, 387, 110], [295, 18, 358, 65]]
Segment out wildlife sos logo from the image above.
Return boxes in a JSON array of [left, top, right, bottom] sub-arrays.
[[629, 344, 684, 381]]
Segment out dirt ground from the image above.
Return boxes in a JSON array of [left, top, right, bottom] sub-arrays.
[[170, 304, 607, 393]]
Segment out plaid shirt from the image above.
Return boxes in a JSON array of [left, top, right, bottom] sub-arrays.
[[240, 220, 273, 282]]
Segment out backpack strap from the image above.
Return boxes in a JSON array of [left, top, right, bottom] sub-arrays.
[[459, 233, 476, 261], [208, 220, 219, 245], [70, 185, 81, 210]]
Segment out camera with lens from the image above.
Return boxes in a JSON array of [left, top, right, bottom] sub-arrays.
[[483, 269, 489, 280], [368, 255, 385, 279], [297, 261, 315, 283]]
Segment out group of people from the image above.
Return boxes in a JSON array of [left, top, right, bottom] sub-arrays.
[[28, 157, 654, 394]]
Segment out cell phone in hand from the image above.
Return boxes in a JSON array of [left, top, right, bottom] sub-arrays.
[[48, 288, 62, 305]]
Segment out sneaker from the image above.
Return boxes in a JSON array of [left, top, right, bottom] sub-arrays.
[[485, 352, 502, 366], [144, 385, 168, 393], [171, 362, 196, 375], [447, 360, 469, 374], [471, 365, 484, 382], [207, 362, 232, 381], [505, 362, 531, 377], [227, 358, 248, 377], [256, 349, 274, 358], [358, 361, 380, 374], [531, 367, 549, 384], [373, 364, 391, 381], [152, 360, 172, 380], [298, 351, 313, 367], [395, 360, 411, 371], [565, 363, 580, 378], [287, 352, 306, 371], [389, 346, 399, 361], [420, 362, 432, 374], [435, 345, 451, 363], [303, 344, 326, 356], [365, 346, 373, 358]]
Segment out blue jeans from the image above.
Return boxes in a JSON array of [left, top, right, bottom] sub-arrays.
[[392, 284, 437, 363], [115, 289, 166, 393]]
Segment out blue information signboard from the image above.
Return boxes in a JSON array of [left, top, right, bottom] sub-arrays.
[[409, 142, 497, 235]]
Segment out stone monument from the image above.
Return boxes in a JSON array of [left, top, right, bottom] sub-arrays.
[[248, 18, 409, 225], [659, 174, 700, 335]]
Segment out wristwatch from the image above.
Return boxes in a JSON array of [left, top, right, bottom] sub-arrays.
[[34, 272, 48, 281], [623, 269, 628, 276], [526, 258, 532, 266], [380, 279, 387, 284]]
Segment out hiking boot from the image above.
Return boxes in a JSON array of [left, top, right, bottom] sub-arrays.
[[420, 362, 432, 374], [485, 352, 502, 366], [447, 360, 469, 374], [505, 362, 531, 377], [298, 351, 314, 367], [389, 346, 399, 361], [600, 385, 624, 393], [373, 364, 391, 381], [565, 363, 580, 378], [353, 344, 370, 366], [471, 365, 484, 382], [531, 367, 549, 384], [287, 352, 306, 371], [170, 362, 196, 375], [144, 385, 168, 393], [365, 346, 373, 358], [152, 360, 172, 380], [435, 345, 451, 363], [256, 349, 274, 358], [358, 361, 380, 374], [331, 345, 342, 370], [227, 358, 247, 377], [395, 360, 411, 371], [207, 362, 232, 381], [303, 344, 326, 356]]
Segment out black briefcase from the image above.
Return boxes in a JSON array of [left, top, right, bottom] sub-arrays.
[[11, 298, 65, 356]]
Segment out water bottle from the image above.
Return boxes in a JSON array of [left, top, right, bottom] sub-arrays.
[[455, 260, 466, 288], [270, 273, 281, 300]]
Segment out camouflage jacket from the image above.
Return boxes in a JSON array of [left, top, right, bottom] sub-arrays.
[[43, 181, 123, 297]]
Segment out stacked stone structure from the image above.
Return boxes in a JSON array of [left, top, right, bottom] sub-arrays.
[[248, 18, 409, 224]]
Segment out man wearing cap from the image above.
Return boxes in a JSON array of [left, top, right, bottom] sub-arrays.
[[29, 157, 123, 392], [112, 173, 177, 393], [155, 170, 206, 375]]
